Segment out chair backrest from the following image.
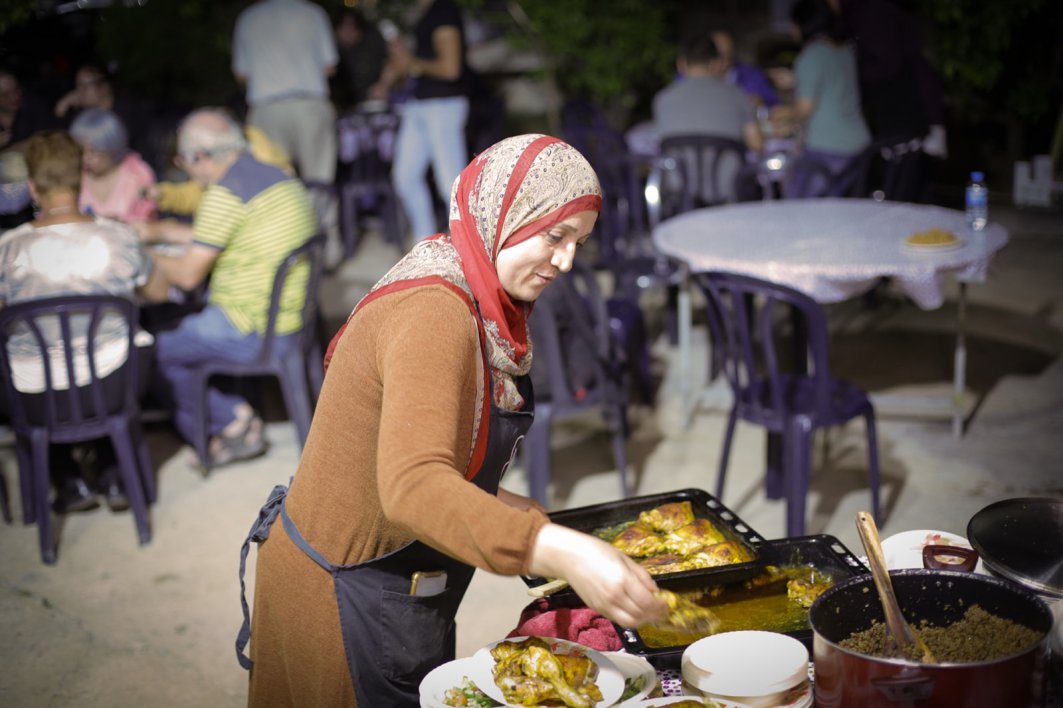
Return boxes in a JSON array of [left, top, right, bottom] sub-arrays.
[[256, 233, 326, 363], [693, 271, 834, 423], [337, 110, 399, 185], [653, 134, 748, 220], [528, 259, 621, 408], [0, 294, 141, 433]]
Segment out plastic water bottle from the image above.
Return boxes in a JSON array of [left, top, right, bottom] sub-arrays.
[[965, 171, 988, 231]]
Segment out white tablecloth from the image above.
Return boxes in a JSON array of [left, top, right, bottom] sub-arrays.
[[652, 198, 1009, 308]]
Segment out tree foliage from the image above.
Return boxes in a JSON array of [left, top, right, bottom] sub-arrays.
[[463, 0, 677, 122], [93, 0, 246, 109], [0, 0, 34, 35], [925, 0, 1062, 126]]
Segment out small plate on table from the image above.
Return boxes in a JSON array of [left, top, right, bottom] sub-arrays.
[[880, 529, 986, 574], [902, 229, 964, 253], [628, 696, 755, 707], [469, 636, 625, 707], [603, 650, 657, 705], [419, 656, 490, 707]]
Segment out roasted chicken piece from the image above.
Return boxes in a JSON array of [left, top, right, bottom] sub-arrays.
[[661, 518, 726, 555], [490, 637, 602, 708], [638, 540, 750, 574], [638, 501, 695, 533], [610, 521, 666, 557], [494, 675, 556, 705], [638, 552, 688, 575], [686, 539, 752, 567], [650, 589, 722, 635], [555, 653, 596, 689], [786, 574, 831, 608]]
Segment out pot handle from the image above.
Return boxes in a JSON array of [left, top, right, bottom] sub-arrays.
[[871, 671, 936, 702], [922, 544, 979, 572]]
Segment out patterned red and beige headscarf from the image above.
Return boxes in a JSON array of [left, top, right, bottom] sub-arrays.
[[324, 134, 601, 475]]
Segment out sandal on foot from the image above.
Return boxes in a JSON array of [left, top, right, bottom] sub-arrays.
[[207, 415, 268, 468]]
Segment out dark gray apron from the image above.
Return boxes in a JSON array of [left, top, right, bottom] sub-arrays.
[[236, 374, 534, 707]]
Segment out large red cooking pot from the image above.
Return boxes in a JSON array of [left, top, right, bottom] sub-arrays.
[[809, 568, 1053, 707]]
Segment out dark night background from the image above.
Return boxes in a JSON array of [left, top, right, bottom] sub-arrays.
[[2, 0, 1061, 207]]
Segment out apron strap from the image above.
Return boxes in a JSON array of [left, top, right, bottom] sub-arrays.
[[281, 502, 338, 573], [236, 483, 289, 670]]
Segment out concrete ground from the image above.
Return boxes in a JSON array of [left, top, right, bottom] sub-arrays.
[[1, 204, 1061, 707]]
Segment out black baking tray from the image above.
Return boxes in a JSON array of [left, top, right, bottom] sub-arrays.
[[614, 534, 869, 669], [522, 488, 767, 593]]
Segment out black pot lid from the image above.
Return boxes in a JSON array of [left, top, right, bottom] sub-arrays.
[[967, 497, 1063, 598]]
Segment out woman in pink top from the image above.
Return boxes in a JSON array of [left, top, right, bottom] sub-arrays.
[[70, 108, 156, 223]]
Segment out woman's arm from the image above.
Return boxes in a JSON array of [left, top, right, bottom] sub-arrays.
[[528, 523, 667, 628], [497, 487, 547, 515], [408, 26, 462, 81]]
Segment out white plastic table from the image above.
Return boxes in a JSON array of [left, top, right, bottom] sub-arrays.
[[652, 198, 1009, 436]]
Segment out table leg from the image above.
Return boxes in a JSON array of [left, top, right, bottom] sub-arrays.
[[678, 264, 695, 428], [952, 281, 968, 437]]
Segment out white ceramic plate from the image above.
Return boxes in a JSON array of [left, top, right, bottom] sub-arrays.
[[470, 636, 625, 707], [603, 651, 657, 706], [879, 529, 986, 574], [628, 696, 754, 707], [418, 656, 485, 708]]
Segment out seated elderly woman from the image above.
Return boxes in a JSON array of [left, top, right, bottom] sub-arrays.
[[69, 107, 156, 223], [0, 130, 168, 513]]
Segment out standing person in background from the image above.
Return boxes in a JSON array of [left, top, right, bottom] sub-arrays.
[[370, 0, 469, 243], [233, 0, 340, 268], [232, 0, 338, 188], [69, 108, 156, 223], [332, 9, 389, 110], [776, 0, 871, 197], [834, 0, 947, 200]]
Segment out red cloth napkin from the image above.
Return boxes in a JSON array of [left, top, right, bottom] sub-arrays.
[[507, 598, 622, 651]]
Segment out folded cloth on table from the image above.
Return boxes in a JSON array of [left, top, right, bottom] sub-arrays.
[[507, 598, 622, 651]]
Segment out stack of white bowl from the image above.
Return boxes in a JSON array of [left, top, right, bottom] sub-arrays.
[[681, 630, 811, 708]]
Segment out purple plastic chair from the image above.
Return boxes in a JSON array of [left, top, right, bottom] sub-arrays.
[[0, 294, 154, 563], [336, 111, 406, 256], [187, 234, 326, 472], [653, 134, 750, 216], [693, 271, 881, 537], [525, 259, 631, 505], [561, 120, 658, 401]]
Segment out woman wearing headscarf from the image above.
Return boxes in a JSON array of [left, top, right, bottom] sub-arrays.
[[237, 134, 666, 706]]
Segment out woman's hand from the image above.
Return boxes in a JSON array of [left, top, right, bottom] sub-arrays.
[[497, 488, 547, 515], [529, 524, 668, 629], [54, 89, 81, 118]]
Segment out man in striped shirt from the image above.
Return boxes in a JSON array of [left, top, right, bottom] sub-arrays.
[[150, 108, 316, 467]]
